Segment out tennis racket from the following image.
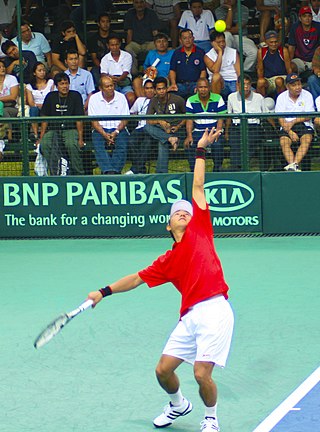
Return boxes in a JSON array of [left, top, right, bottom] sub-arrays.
[[33, 299, 93, 349]]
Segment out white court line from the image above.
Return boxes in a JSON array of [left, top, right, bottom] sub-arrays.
[[252, 366, 320, 432]]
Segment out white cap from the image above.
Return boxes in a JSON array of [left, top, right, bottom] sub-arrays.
[[170, 200, 193, 218]]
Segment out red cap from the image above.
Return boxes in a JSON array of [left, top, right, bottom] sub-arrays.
[[299, 6, 312, 16]]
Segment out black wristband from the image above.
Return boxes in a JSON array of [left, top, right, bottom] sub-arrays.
[[99, 286, 113, 297], [196, 147, 206, 159]]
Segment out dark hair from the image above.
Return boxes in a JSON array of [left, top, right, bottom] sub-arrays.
[[54, 72, 70, 86], [60, 20, 76, 33], [237, 74, 252, 84], [154, 32, 169, 42], [65, 49, 79, 59], [179, 28, 193, 38], [210, 30, 225, 42], [96, 12, 111, 22], [153, 76, 168, 88], [190, 0, 203, 5], [0, 59, 6, 68], [29, 62, 49, 90], [143, 79, 154, 87], [1, 40, 16, 55], [106, 33, 122, 44]]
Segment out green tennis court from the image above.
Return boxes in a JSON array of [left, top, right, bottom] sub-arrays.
[[1, 236, 319, 432]]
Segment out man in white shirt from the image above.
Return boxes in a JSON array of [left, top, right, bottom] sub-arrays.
[[178, 0, 215, 53], [88, 75, 130, 174], [275, 73, 315, 171], [100, 34, 136, 107], [227, 74, 274, 170]]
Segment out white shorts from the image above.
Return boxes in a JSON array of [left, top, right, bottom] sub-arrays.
[[162, 295, 234, 368]]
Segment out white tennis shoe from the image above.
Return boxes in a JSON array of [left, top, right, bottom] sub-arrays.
[[153, 398, 193, 428], [200, 416, 220, 431]]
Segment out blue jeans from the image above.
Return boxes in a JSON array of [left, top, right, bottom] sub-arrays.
[[185, 130, 224, 172], [176, 81, 197, 99], [29, 106, 40, 117], [144, 123, 185, 173], [92, 128, 128, 173], [307, 74, 320, 102]]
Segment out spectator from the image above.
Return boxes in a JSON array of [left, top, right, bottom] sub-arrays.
[[0, 0, 16, 39], [11, 22, 52, 69], [307, 45, 320, 101], [23, 0, 72, 34], [168, 29, 207, 99], [37, 72, 85, 175], [288, 6, 320, 74], [256, 30, 291, 97], [146, 0, 181, 48], [125, 79, 156, 174], [1, 40, 37, 84], [70, 1, 112, 35], [100, 34, 136, 107], [88, 75, 130, 175], [214, 0, 258, 73], [65, 50, 95, 113], [275, 73, 315, 171], [0, 58, 19, 143], [178, 0, 215, 53], [132, 32, 174, 97], [256, 0, 281, 45], [145, 76, 186, 173], [204, 30, 239, 100], [26, 62, 54, 142], [124, 0, 160, 75], [87, 12, 112, 88], [227, 74, 274, 170], [310, 0, 320, 22], [184, 77, 226, 171], [51, 20, 86, 74]]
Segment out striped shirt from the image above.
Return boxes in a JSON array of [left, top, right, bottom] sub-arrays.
[[186, 92, 227, 130]]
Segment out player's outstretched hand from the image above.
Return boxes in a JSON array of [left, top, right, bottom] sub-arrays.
[[197, 127, 217, 149], [87, 291, 103, 308]]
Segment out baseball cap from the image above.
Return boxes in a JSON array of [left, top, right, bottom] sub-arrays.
[[170, 200, 193, 218], [285, 73, 301, 84], [299, 6, 312, 15], [265, 30, 278, 40]]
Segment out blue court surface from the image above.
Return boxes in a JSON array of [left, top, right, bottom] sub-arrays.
[[253, 367, 320, 432]]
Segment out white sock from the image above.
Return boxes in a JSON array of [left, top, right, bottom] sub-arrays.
[[169, 388, 184, 406], [205, 404, 217, 419]]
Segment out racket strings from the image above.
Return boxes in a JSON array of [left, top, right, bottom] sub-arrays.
[[34, 314, 69, 348]]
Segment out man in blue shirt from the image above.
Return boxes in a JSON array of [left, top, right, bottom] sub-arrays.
[[1, 40, 37, 84], [168, 29, 207, 99], [185, 77, 226, 171]]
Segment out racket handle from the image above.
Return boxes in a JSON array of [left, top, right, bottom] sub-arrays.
[[68, 299, 93, 318]]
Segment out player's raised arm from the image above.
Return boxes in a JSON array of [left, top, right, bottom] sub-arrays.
[[192, 128, 218, 209]]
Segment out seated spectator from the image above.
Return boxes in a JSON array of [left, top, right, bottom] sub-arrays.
[[132, 32, 173, 97], [11, 22, 52, 69], [256, 30, 291, 97], [146, 0, 181, 48], [65, 50, 95, 113], [1, 40, 37, 84], [204, 30, 239, 101], [23, 0, 72, 34], [145, 76, 186, 173], [256, 0, 281, 45], [214, 0, 258, 73], [275, 73, 315, 171], [124, 0, 160, 75], [310, 0, 320, 22], [37, 72, 85, 175], [125, 79, 156, 174], [168, 29, 207, 99], [26, 62, 54, 142], [88, 75, 130, 175], [184, 77, 226, 172], [0, 59, 19, 143], [51, 20, 86, 74], [307, 45, 320, 101], [226, 74, 274, 170], [178, 0, 215, 53], [87, 12, 112, 88], [100, 34, 136, 107], [288, 6, 320, 74]]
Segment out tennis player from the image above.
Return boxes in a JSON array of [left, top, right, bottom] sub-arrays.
[[87, 127, 234, 432]]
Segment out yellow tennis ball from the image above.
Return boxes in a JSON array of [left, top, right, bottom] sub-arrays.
[[215, 20, 226, 33]]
